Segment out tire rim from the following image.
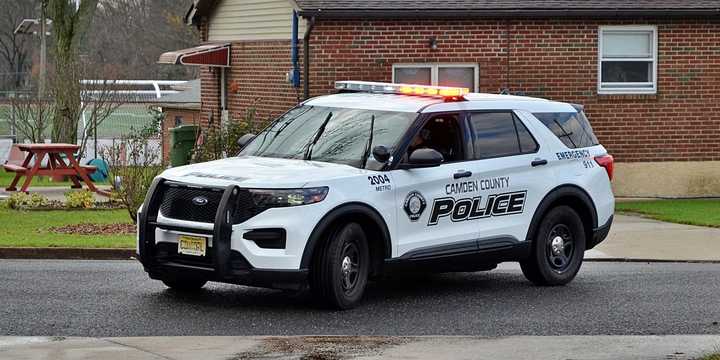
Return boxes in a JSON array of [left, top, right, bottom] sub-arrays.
[[546, 224, 574, 272], [340, 241, 360, 293]]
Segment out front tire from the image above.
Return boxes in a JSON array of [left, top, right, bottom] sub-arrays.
[[521, 206, 586, 286], [310, 222, 370, 309]]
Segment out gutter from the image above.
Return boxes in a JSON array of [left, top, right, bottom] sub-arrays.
[[297, 8, 720, 19], [303, 16, 316, 100]]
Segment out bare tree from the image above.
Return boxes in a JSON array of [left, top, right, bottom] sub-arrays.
[[75, 81, 125, 159], [3, 96, 53, 143], [86, 0, 198, 80], [47, 0, 99, 144], [0, 0, 38, 92]]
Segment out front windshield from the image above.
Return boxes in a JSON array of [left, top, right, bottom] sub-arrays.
[[240, 105, 417, 168]]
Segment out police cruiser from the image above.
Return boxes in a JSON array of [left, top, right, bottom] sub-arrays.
[[137, 81, 614, 309]]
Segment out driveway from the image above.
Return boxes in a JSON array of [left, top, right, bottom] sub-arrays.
[[1, 260, 719, 337], [588, 214, 720, 261]]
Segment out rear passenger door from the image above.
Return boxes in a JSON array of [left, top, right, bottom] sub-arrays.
[[462, 111, 556, 245]]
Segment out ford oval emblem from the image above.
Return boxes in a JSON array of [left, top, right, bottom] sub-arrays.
[[192, 196, 208, 206]]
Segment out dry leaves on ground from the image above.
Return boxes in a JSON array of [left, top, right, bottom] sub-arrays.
[[47, 223, 135, 235]]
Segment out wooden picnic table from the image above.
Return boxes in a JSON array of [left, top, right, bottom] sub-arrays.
[[3, 143, 109, 196]]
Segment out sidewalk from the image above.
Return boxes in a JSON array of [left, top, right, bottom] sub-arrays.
[[587, 214, 720, 262], [0, 186, 112, 202], [1, 335, 718, 360]]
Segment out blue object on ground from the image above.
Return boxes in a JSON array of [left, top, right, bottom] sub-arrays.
[[86, 158, 109, 182]]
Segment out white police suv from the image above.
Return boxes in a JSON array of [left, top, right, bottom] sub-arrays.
[[137, 81, 614, 309]]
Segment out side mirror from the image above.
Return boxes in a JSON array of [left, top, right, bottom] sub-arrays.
[[372, 145, 391, 163], [237, 133, 256, 149], [405, 148, 444, 168]]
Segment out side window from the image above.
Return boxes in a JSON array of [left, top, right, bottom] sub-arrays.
[[406, 114, 465, 163], [469, 112, 536, 159], [533, 112, 599, 149], [515, 117, 539, 153]]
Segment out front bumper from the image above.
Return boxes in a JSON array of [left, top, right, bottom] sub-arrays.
[[137, 178, 308, 290]]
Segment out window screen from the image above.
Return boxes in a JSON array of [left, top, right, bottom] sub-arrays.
[[438, 66, 475, 91], [469, 112, 531, 159], [393, 67, 431, 85], [533, 112, 599, 149]]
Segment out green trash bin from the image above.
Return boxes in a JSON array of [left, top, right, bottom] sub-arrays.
[[169, 125, 199, 167]]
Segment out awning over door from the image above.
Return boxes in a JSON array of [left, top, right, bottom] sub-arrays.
[[158, 43, 230, 67]]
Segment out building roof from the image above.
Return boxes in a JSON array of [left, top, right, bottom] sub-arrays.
[[186, 0, 720, 24], [295, 1, 720, 18], [155, 79, 201, 110]]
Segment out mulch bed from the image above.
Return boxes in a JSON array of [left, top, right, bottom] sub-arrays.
[[47, 223, 135, 235]]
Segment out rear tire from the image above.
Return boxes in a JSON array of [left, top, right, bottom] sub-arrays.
[[521, 206, 586, 286], [161, 277, 207, 292], [310, 222, 370, 309]]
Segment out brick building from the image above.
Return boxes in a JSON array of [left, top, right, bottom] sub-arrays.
[[159, 0, 720, 197]]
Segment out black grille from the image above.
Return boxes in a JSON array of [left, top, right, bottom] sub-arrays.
[[159, 183, 223, 223], [233, 189, 257, 224]]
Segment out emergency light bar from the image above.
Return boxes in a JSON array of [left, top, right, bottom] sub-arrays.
[[335, 81, 470, 99]]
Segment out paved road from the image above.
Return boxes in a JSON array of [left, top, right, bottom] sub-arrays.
[[1, 260, 719, 337]]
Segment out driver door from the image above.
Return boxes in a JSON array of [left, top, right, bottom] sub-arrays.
[[392, 112, 479, 256]]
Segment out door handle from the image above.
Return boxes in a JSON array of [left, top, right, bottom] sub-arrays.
[[453, 170, 472, 179], [531, 159, 548, 167]]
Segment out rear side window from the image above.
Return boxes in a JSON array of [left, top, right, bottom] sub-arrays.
[[469, 112, 538, 159], [533, 111, 599, 149]]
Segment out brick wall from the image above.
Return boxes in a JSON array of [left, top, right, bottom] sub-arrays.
[[199, 17, 720, 162], [161, 108, 201, 163]]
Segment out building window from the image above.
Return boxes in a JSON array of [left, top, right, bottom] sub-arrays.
[[598, 26, 657, 94], [393, 64, 479, 92]]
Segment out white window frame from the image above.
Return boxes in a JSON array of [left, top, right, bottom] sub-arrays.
[[392, 63, 479, 92], [598, 25, 658, 95]]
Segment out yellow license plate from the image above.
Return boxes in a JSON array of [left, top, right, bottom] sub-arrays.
[[178, 235, 207, 257]]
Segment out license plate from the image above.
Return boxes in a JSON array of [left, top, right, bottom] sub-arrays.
[[178, 235, 207, 256]]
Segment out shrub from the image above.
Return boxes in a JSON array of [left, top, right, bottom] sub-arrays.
[[192, 106, 256, 163], [7, 192, 49, 210], [103, 121, 164, 223], [65, 190, 95, 209]]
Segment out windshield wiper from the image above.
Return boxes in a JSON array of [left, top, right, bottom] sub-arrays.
[[304, 112, 333, 160], [361, 114, 375, 168], [553, 119, 577, 148]]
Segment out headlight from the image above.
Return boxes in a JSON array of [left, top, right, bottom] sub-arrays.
[[249, 187, 329, 208]]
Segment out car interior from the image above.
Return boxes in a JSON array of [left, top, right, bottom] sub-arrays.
[[406, 114, 464, 163]]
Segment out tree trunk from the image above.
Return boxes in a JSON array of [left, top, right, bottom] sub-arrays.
[[48, 0, 99, 144]]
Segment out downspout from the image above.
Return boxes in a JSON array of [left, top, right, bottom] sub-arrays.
[[220, 67, 227, 111], [291, 11, 300, 88], [303, 16, 316, 100]]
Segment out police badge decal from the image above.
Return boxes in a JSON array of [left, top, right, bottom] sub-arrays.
[[403, 191, 427, 222]]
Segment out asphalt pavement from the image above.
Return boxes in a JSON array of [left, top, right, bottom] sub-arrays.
[[1, 260, 719, 337]]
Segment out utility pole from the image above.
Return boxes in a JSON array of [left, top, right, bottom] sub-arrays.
[[38, 2, 47, 98]]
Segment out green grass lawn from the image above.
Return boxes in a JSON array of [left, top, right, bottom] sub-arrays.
[[616, 199, 720, 228], [0, 206, 134, 248], [0, 171, 109, 188], [698, 353, 720, 360]]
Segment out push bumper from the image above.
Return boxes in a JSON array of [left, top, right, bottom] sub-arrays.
[[588, 215, 613, 250], [137, 178, 308, 290]]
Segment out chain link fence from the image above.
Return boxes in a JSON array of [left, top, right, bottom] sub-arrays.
[[0, 102, 162, 165]]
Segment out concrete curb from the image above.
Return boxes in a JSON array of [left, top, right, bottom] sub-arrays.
[[0, 247, 135, 260], [585, 257, 720, 264], [1, 335, 719, 360]]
